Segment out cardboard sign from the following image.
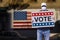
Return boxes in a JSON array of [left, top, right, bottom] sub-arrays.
[[11, 9, 56, 28], [32, 10, 56, 28]]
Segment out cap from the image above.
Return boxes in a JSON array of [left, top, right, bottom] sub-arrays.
[[41, 3, 46, 6]]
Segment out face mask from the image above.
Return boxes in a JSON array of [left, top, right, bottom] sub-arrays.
[[41, 7, 46, 10]]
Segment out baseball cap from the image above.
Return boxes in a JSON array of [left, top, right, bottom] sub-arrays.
[[41, 2, 47, 7]]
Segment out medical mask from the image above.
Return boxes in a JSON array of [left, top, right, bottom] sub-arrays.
[[41, 7, 47, 10]]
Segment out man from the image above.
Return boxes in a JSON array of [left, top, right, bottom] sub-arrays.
[[37, 3, 50, 40]]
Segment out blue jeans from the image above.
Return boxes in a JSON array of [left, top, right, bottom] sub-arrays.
[[37, 28, 50, 40]]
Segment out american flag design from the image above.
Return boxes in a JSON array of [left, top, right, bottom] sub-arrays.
[[12, 11, 32, 28], [12, 9, 56, 28], [32, 12, 55, 28]]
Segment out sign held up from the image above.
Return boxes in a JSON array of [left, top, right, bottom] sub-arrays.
[[32, 10, 56, 28]]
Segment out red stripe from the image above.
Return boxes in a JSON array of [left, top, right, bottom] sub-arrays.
[[13, 22, 31, 24], [13, 25, 32, 27], [13, 12, 32, 28], [32, 12, 53, 16]]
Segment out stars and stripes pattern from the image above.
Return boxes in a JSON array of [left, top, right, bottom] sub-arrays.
[[32, 12, 55, 27], [32, 12, 54, 16], [33, 22, 54, 26], [12, 11, 55, 28], [13, 11, 32, 28]]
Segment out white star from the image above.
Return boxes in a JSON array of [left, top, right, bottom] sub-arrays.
[[48, 13, 50, 15], [42, 23, 44, 25], [33, 24, 35, 26], [36, 24, 38, 26], [46, 23, 47, 25], [39, 24, 41, 25], [39, 14, 40, 15], [52, 23, 54, 25], [51, 13, 53, 15], [33, 14, 34, 16], [36, 14, 38, 15], [45, 13, 47, 15], [42, 13, 44, 15], [49, 23, 50, 25]]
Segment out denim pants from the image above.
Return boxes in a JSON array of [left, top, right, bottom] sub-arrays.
[[37, 29, 50, 40]]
